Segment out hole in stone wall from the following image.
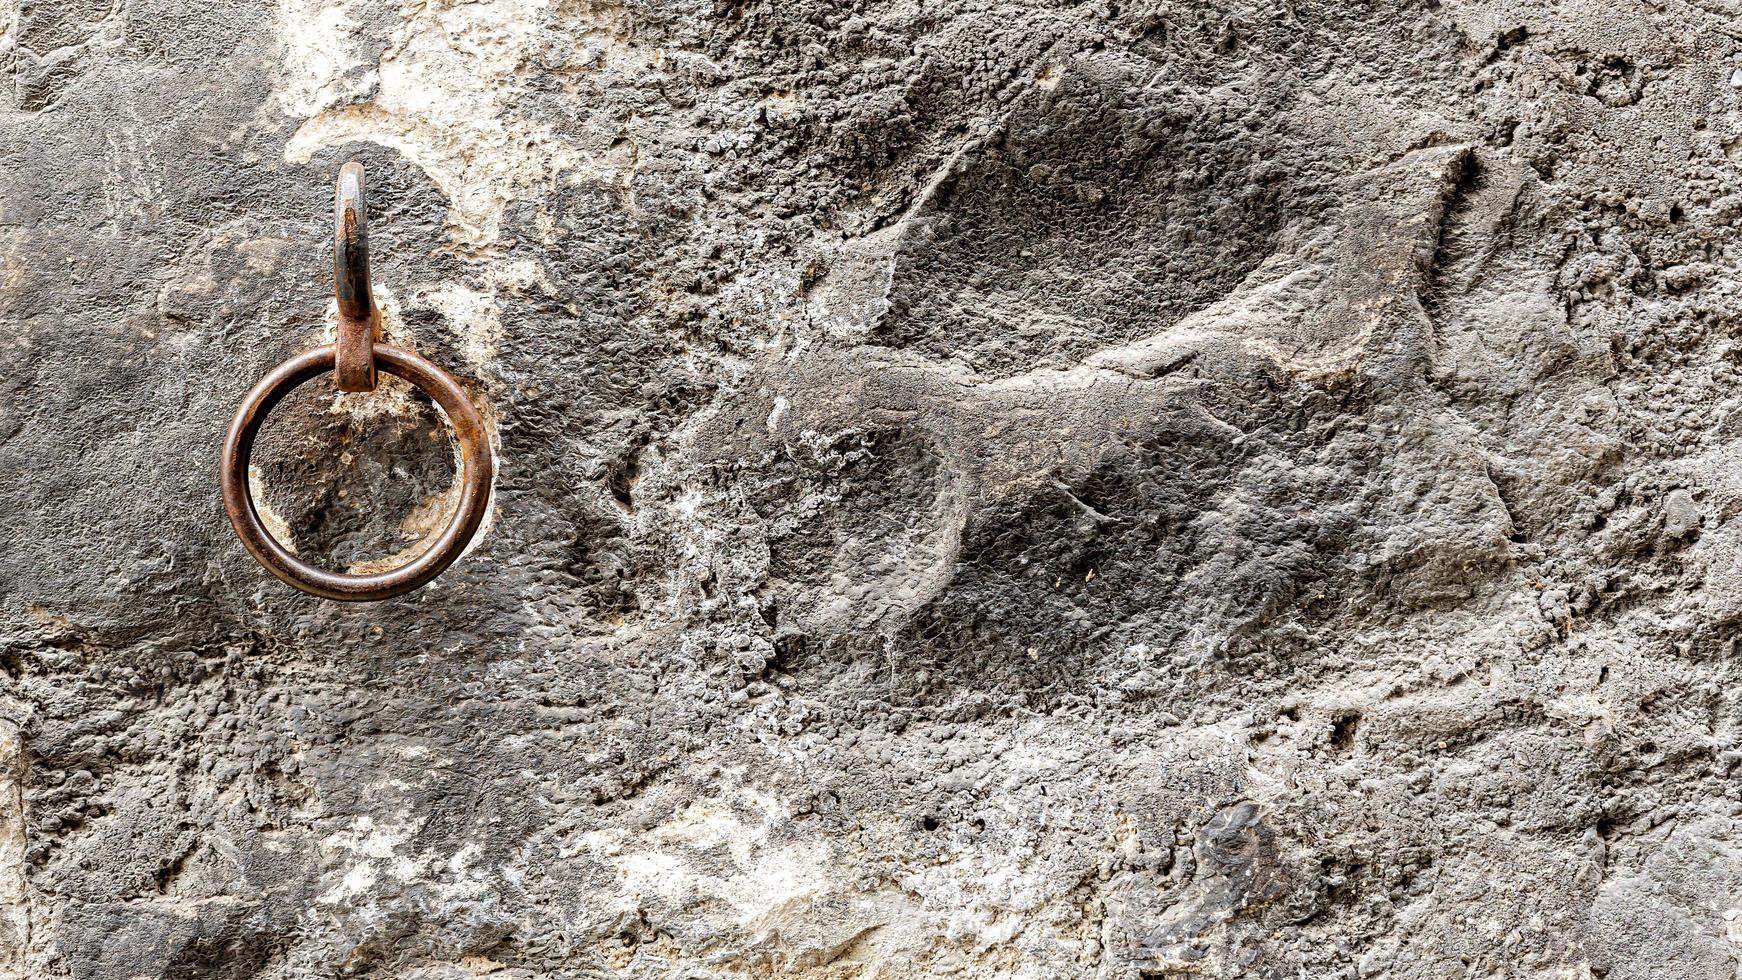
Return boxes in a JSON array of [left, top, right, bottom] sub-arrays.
[[1330, 712, 1360, 751]]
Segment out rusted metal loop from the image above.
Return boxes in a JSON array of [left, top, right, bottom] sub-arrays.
[[220, 344, 494, 601], [334, 161, 380, 392]]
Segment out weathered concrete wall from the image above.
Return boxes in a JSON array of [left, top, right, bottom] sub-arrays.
[[5, 0, 1742, 976]]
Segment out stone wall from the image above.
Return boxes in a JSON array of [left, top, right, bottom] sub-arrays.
[[5, 0, 1742, 976]]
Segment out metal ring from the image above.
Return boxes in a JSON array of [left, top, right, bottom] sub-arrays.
[[220, 344, 494, 601], [334, 162, 379, 392]]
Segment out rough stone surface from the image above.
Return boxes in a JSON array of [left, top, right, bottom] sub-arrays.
[[5, 0, 1742, 977]]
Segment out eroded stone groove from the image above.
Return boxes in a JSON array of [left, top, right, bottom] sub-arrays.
[[4, 0, 1742, 977]]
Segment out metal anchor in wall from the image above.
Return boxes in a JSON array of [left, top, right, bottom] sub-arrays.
[[219, 162, 494, 602]]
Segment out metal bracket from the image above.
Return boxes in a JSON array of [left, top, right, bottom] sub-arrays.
[[334, 161, 381, 392]]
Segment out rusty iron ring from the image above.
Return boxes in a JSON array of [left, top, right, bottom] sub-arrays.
[[220, 344, 494, 602], [334, 162, 381, 392]]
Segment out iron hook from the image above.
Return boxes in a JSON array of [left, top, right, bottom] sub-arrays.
[[334, 161, 380, 392]]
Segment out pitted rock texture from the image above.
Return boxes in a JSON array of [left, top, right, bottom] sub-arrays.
[[5, 0, 1742, 977]]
